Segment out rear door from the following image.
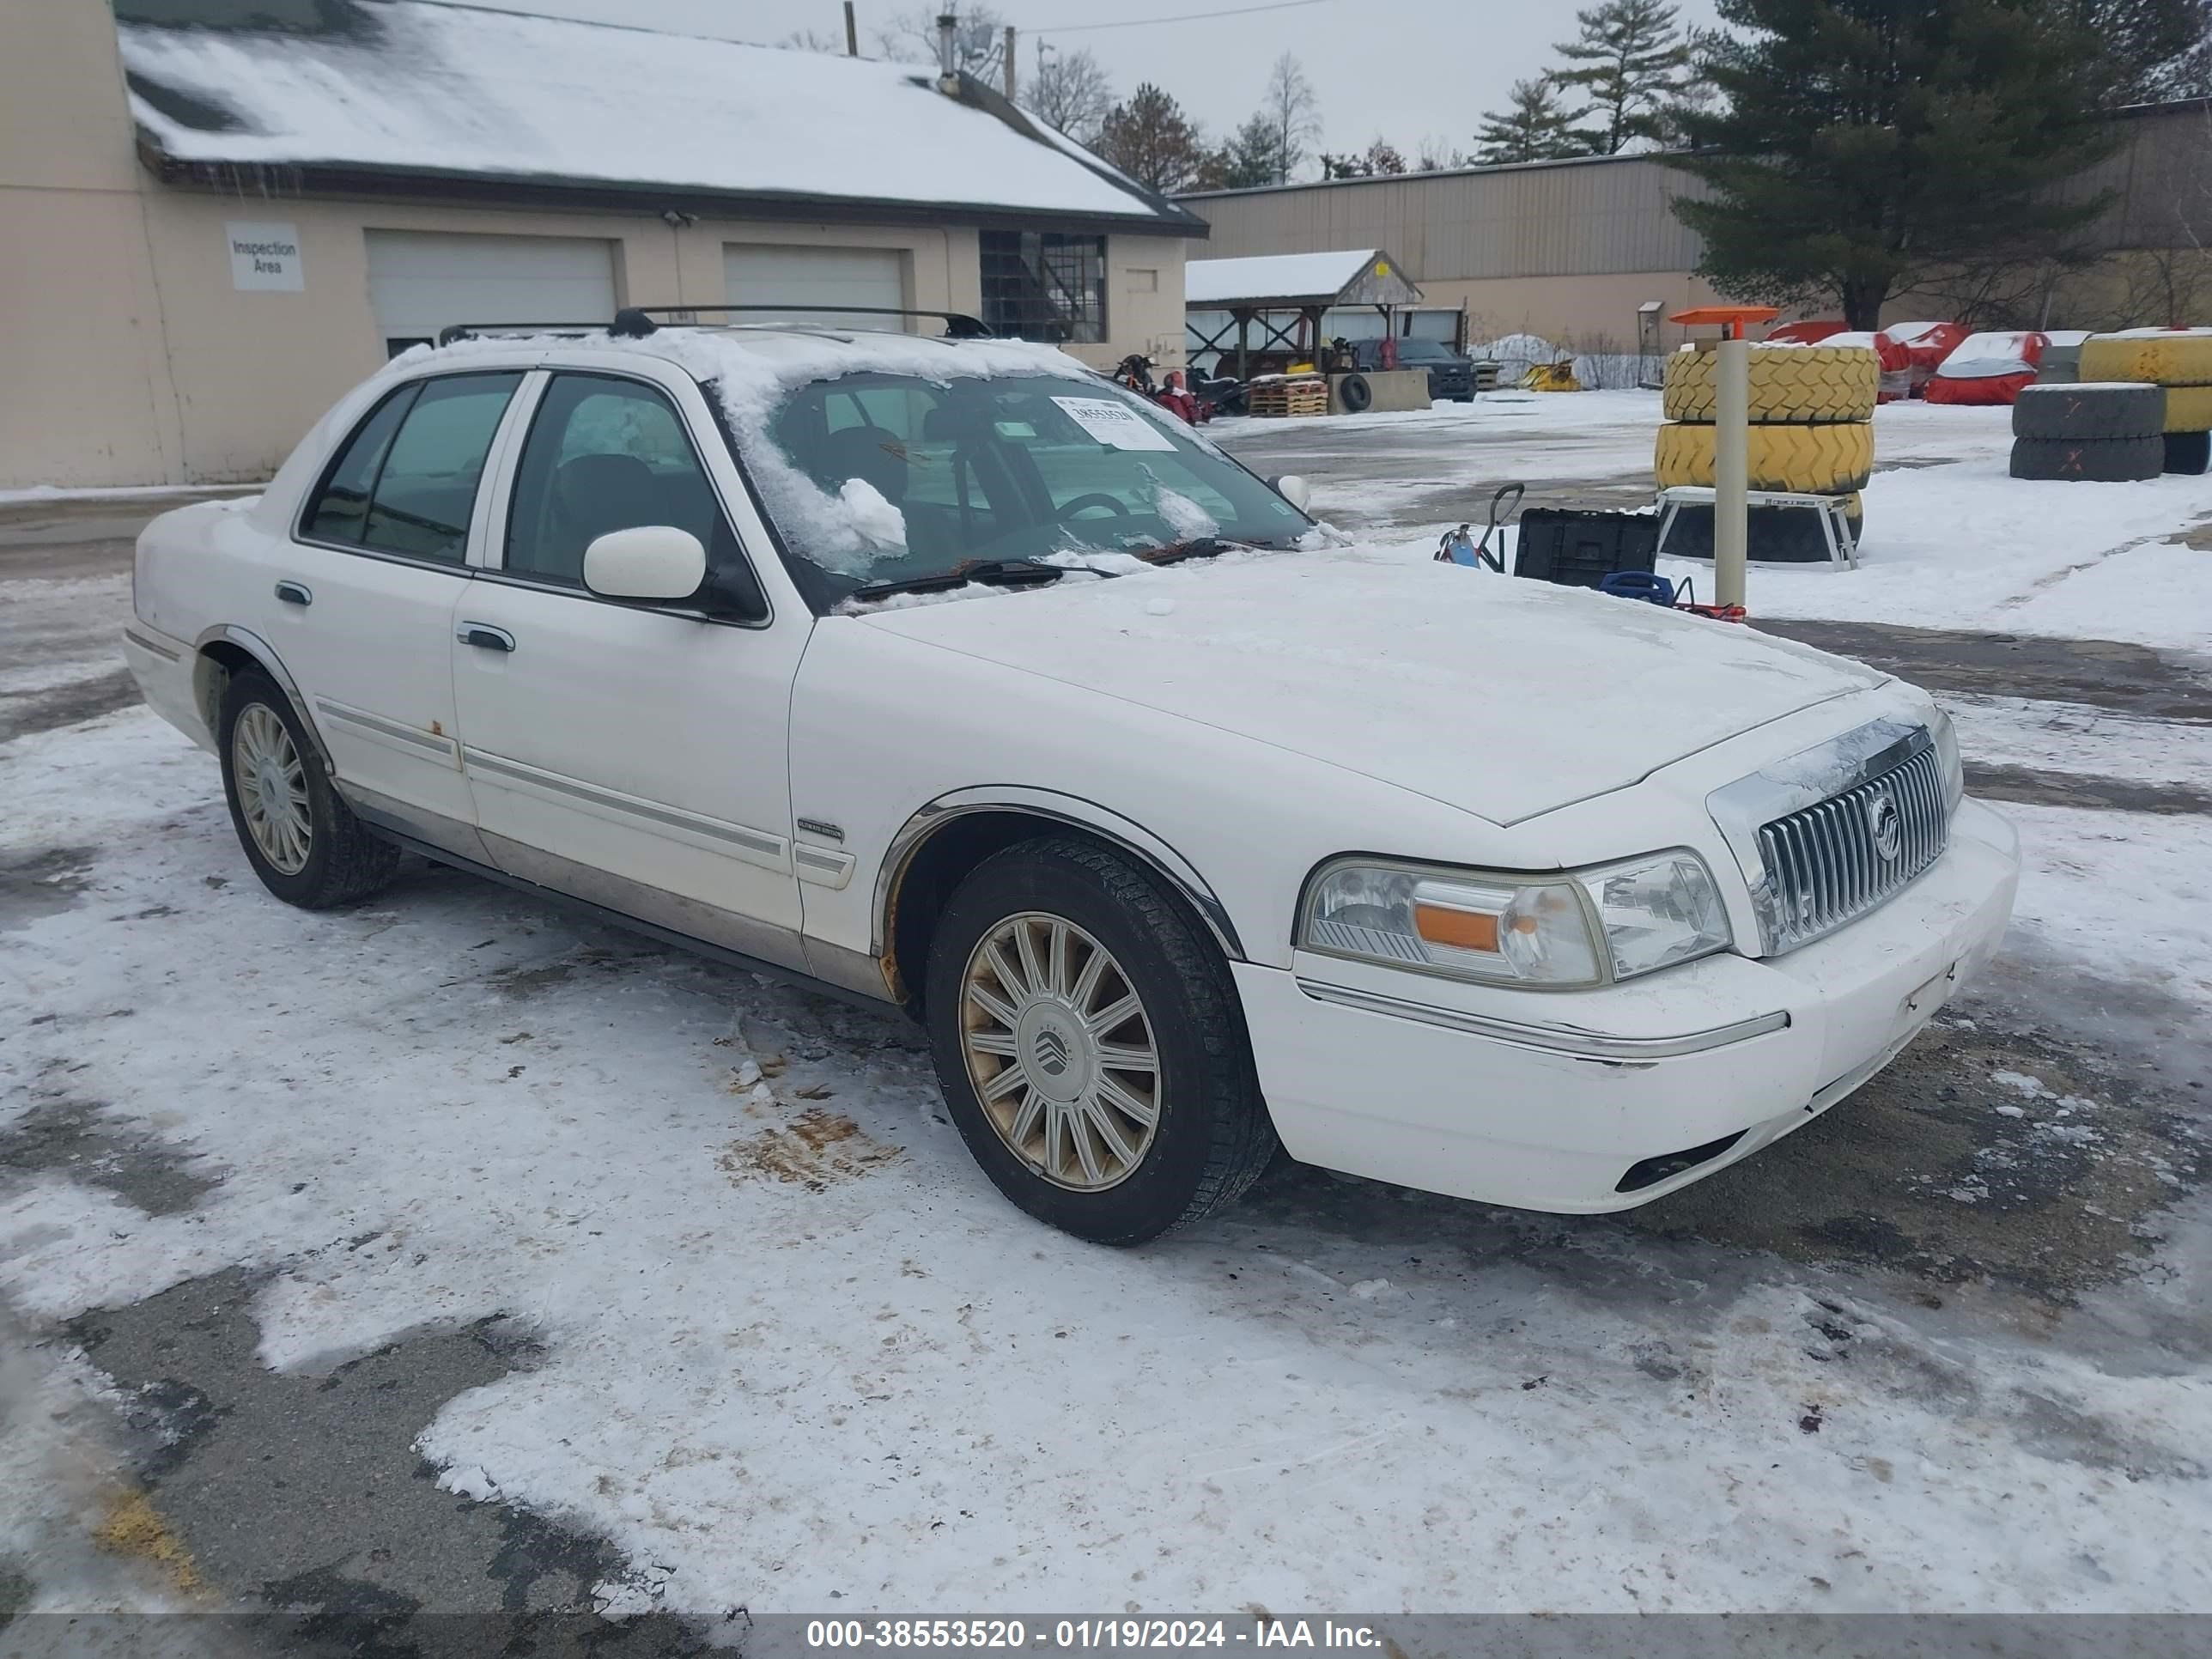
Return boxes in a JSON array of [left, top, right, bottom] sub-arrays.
[[276, 370, 523, 842]]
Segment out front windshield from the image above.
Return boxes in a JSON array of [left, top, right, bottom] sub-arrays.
[[758, 371, 1314, 592]]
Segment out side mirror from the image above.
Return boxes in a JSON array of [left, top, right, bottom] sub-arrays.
[[1270, 475, 1313, 513], [582, 525, 708, 601]]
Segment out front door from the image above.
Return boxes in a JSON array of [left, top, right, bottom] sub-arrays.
[[274, 370, 524, 845], [451, 368, 811, 969]]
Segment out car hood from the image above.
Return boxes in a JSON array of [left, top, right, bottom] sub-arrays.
[[853, 550, 1886, 825]]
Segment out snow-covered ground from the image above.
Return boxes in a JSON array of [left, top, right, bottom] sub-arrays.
[[1221, 392, 2212, 651], [5, 391, 2211, 1629], [5, 706, 2210, 1620]]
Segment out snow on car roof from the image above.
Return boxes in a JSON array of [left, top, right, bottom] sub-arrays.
[[114, 0, 1196, 228]]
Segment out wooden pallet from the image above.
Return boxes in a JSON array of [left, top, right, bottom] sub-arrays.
[[1245, 375, 1328, 417]]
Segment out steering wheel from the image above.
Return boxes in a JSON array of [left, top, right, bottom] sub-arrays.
[[1056, 493, 1131, 521]]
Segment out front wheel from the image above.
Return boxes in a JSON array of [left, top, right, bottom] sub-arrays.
[[218, 670, 399, 908], [923, 837, 1277, 1245]]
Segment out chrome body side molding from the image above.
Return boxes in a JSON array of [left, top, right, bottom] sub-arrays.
[[1295, 978, 1791, 1060], [874, 787, 1246, 963], [190, 623, 335, 772]]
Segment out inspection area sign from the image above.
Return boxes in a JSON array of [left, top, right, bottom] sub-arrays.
[[226, 221, 304, 291]]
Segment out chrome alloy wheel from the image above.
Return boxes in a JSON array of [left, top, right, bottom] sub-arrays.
[[231, 703, 312, 875], [959, 912, 1163, 1192]]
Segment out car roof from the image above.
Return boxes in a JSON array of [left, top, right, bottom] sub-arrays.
[[393, 323, 1079, 387]]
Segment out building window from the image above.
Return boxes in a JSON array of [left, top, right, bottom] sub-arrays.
[[980, 231, 1106, 344]]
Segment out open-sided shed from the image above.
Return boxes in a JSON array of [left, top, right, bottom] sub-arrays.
[[1184, 248, 1423, 379]]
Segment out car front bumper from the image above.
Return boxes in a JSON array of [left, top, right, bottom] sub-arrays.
[[1234, 799, 2021, 1212]]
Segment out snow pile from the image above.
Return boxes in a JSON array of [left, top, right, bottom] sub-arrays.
[[6, 708, 2212, 1615]]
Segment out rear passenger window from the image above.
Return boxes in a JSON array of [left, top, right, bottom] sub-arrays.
[[301, 373, 521, 562], [505, 374, 727, 586], [303, 387, 413, 545]]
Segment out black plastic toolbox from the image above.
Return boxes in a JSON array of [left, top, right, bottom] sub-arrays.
[[1510, 508, 1660, 588]]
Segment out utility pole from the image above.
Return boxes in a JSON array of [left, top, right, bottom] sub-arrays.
[[1003, 25, 1016, 99], [843, 0, 857, 55]]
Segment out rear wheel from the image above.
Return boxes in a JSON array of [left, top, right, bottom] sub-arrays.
[[218, 670, 399, 908], [923, 836, 1277, 1245]]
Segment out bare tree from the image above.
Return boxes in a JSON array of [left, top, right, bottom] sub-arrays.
[[781, 28, 844, 52], [1024, 43, 1115, 147], [1257, 52, 1322, 184], [1413, 134, 1467, 173], [879, 5, 1006, 79]]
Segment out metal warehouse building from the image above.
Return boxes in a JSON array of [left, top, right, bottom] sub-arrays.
[[1182, 101, 2212, 354], [0, 0, 1204, 489]]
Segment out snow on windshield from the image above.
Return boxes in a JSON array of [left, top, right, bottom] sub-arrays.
[[658, 333, 1078, 575]]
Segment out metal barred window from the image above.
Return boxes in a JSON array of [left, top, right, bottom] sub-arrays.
[[979, 231, 1106, 345], [1755, 744, 1950, 951]]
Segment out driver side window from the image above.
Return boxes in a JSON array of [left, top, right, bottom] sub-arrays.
[[505, 374, 728, 588]]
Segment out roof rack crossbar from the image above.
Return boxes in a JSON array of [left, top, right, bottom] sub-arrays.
[[611, 304, 994, 338]]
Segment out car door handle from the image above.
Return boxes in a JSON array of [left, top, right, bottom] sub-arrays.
[[457, 623, 515, 653], [274, 580, 313, 606]]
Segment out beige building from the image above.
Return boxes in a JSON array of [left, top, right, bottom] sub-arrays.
[[0, 0, 1204, 489], [1182, 101, 2212, 355]]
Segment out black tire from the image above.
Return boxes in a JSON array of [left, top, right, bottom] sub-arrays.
[[2164, 430, 2211, 475], [217, 670, 399, 908], [1662, 499, 1864, 565], [2009, 434, 2164, 483], [1337, 373, 1373, 413], [2012, 382, 2164, 441], [922, 836, 1277, 1246]]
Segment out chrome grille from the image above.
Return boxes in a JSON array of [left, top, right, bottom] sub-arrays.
[[1755, 744, 1949, 951]]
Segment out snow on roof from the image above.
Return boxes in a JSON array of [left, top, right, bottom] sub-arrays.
[[114, 1, 1196, 229], [1185, 250, 1393, 307]]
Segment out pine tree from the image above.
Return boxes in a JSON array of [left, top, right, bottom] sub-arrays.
[[1670, 0, 2203, 327], [1205, 114, 1285, 189], [1471, 78, 1587, 165], [1097, 84, 1209, 194], [1552, 0, 1691, 154], [1319, 138, 1410, 178]]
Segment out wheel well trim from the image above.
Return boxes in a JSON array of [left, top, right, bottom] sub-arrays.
[[192, 625, 336, 773], [874, 788, 1247, 964]]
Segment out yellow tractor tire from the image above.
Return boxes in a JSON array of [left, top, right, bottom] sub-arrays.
[[2163, 384, 2212, 432], [1662, 345, 1881, 423], [2079, 331, 2212, 388], [1654, 420, 1875, 494]]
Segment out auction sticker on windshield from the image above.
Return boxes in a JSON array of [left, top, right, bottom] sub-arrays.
[[1052, 397, 1179, 451]]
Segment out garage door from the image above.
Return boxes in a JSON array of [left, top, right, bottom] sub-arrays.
[[364, 231, 617, 356], [724, 245, 907, 329]]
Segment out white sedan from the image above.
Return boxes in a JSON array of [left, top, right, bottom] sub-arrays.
[[121, 314, 2019, 1244]]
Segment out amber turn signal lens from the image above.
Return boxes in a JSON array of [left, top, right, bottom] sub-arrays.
[[1413, 902, 1499, 953]]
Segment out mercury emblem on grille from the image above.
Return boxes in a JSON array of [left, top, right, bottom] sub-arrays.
[[1866, 787, 1902, 860]]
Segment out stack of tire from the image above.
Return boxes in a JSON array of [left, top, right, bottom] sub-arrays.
[[2075, 329, 2212, 476], [1656, 343, 1879, 562], [2009, 384, 2167, 481]]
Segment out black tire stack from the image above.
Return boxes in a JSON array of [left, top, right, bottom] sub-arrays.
[[2009, 384, 2166, 482]]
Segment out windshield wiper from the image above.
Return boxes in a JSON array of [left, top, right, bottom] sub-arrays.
[[1140, 537, 1246, 566], [849, 558, 1069, 602]]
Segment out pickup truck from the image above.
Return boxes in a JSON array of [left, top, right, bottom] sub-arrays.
[[122, 314, 2020, 1245]]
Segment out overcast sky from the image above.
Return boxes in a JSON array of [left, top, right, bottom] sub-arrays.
[[462, 0, 1725, 172]]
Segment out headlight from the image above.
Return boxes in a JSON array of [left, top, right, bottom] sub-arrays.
[[1930, 707, 1965, 809], [1301, 852, 1731, 988]]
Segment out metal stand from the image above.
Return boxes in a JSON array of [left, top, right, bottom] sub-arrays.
[[1653, 486, 1860, 571]]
